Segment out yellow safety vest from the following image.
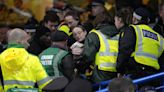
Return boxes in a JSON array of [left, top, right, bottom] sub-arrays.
[[58, 25, 72, 36], [131, 24, 164, 70], [91, 29, 119, 72], [0, 80, 3, 92], [0, 48, 52, 92]]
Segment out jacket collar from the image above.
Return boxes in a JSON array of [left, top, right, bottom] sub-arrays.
[[51, 44, 67, 51], [7, 43, 25, 48]]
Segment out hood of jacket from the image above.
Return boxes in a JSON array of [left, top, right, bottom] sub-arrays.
[[0, 47, 29, 71], [97, 23, 119, 38]]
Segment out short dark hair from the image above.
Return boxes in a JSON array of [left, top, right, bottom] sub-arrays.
[[75, 23, 93, 33], [51, 31, 68, 42], [43, 11, 59, 23], [64, 11, 80, 21], [108, 78, 135, 92]]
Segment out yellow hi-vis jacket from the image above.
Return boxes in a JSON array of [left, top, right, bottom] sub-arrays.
[[131, 24, 164, 70], [0, 48, 52, 92], [0, 80, 3, 92], [91, 29, 119, 72], [58, 25, 72, 36]]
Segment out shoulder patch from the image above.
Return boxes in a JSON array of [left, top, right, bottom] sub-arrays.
[[142, 30, 158, 41]]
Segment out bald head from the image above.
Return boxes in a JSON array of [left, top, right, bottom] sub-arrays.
[[8, 28, 30, 48]]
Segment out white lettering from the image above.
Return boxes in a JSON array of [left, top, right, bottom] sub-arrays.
[[41, 55, 53, 60]]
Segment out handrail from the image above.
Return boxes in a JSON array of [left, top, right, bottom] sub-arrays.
[[95, 72, 164, 92], [93, 80, 111, 88], [93, 75, 131, 88]]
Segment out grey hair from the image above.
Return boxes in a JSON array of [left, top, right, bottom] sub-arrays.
[[7, 28, 27, 43]]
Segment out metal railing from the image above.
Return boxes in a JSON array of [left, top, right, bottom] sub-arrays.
[[94, 72, 164, 92]]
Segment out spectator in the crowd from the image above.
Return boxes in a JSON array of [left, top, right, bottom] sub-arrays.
[[70, 25, 91, 76], [39, 31, 75, 81], [52, 0, 66, 22], [64, 11, 80, 30], [116, 7, 164, 79], [108, 78, 135, 92], [72, 25, 88, 43], [28, 11, 60, 55], [71, 25, 87, 56], [153, 2, 164, 37], [91, 0, 113, 28], [0, 28, 51, 92], [58, 11, 80, 47], [79, 4, 94, 32], [91, 0, 106, 17], [43, 10, 60, 32], [53, 2, 74, 22], [80, 0, 119, 83]]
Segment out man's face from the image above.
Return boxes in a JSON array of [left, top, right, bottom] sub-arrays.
[[114, 16, 122, 29], [45, 21, 58, 31], [57, 12, 64, 21], [65, 15, 79, 29], [132, 16, 140, 25], [92, 5, 104, 16]]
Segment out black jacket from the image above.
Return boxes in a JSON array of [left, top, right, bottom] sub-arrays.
[[50, 44, 75, 81], [116, 24, 164, 79], [28, 25, 51, 55], [81, 23, 119, 82]]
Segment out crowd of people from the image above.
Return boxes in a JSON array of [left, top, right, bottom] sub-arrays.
[[0, 0, 164, 92]]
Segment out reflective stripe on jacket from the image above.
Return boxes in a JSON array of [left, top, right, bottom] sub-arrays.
[[0, 48, 51, 92], [91, 29, 119, 72], [39, 48, 68, 78], [131, 24, 164, 70]]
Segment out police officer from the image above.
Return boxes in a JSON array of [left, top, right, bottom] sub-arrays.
[[0, 28, 51, 92], [81, 0, 119, 83], [116, 7, 164, 79]]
